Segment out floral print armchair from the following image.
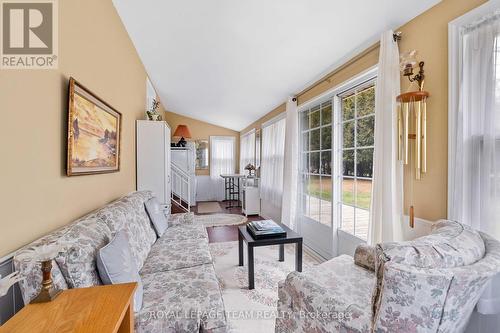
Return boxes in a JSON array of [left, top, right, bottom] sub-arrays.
[[276, 220, 500, 333]]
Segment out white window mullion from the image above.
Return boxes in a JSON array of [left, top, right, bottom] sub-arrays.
[[332, 95, 343, 232]]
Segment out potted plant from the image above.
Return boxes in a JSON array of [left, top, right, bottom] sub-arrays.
[[146, 99, 162, 121]]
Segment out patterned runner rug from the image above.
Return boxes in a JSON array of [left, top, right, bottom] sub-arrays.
[[209, 241, 320, 332], [195, 214, 247, 227], [197, 201, 224, 214]]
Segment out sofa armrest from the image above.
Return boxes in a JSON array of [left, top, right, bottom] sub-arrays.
[[374, 262, 453, 332], [277, 256, 374, 331], [168, 212, 195, 227], [278, 272, 365, 329], [354, 244, 376, 271]]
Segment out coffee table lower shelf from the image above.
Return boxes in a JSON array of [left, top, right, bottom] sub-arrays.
[[238, 224, 303, 290]]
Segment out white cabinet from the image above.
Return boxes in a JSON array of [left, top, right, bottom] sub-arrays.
[[242, 178, 260, 216], [136, 120, 171, 213]]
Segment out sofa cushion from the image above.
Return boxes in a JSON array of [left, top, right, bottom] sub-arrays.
[[160, 223, 208, 243], [97, 231, 143, 312], [97, 191, 157, 270], [145, 197, 168, 237], [168, 212, 195, 228], [373, 262, 453, 333], [140, 239, 212, 275], [136, 264, 226, 333], [55, 215, 112, 288], [276, 255, 374, 333], [123, 191, 158, 246]]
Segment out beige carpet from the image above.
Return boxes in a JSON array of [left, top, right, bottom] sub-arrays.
[[195, 214, 247, 227], [197, 201, 223, 213], [209, 241, 320, 332]]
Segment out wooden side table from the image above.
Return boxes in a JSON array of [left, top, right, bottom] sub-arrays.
[[0, 283, 137, 333]]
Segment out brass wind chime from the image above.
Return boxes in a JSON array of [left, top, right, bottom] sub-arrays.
[[397, 52, 429, 228]]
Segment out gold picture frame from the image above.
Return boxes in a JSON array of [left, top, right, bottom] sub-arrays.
[[66, 78, 122, 176]]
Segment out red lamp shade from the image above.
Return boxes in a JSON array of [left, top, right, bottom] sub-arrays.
[[173, 125, 192, 138]]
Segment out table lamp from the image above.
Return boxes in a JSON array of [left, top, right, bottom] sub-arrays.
[[173, 125, 192, 147], [16, 243, 63, 303]]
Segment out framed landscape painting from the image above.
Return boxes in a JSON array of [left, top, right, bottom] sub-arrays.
[[66, 78, 121, 176]]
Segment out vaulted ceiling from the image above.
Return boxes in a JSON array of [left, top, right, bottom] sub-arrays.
[[113, 0, 440, 131]]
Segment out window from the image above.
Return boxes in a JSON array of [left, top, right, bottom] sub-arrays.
[[298, 73, 376, 240], [210, 136, 235, 180], [261, 116, 286, 207], [300, 101, 332, 225], [339, 82, 375, 240], [448, 6, 500, 237], [240, 130, 256, 173]]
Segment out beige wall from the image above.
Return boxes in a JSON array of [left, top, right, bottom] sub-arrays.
[[241, 0, 486, 222], [396, 0, 487, 220], [0, 0, 149, 256], [163, 111, 240, 175]]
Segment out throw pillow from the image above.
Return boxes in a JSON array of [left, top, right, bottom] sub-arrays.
[[145, 197, 168, 237], [96, 230, 144, 312]]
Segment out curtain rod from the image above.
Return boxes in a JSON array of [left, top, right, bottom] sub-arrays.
[[297, 32, 402, 99]]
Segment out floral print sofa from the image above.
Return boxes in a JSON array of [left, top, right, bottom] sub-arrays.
[[14, 191, 227, 333], [276, 220, 500, 333]]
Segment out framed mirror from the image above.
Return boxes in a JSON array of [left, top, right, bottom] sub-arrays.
[[195, 140, 209, 169]]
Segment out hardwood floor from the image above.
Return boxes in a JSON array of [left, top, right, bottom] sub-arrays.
[[172, 200, 263, 243]]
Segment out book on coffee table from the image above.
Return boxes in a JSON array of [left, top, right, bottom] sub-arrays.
[[247, 220, 286, 239]]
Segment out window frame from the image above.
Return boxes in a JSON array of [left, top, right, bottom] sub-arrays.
[[298, 66, 377, 240], [300, 100, 333, 226], [209, 135, 236, 179], [447, 0, 499, 219], [336, 80, 376, 240]]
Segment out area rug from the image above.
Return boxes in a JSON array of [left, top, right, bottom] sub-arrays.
[[197, 201, 223, 214], [195, 214, 247, 227], [209, 241, 320, 332]]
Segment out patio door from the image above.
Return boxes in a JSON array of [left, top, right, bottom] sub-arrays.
[[298, 69, 377, 259], [298, 100, 334, 259]]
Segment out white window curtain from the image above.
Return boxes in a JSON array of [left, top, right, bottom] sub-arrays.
[[281, 97, 299, 231], [449, 12, 500, 239], [210, 136, 235, 201], [240, 130, 256, 173], [368, 30, 404, 244], [261, 116, 286, 208]]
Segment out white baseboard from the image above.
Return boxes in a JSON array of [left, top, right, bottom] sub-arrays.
[[303, 245, 327, 263]]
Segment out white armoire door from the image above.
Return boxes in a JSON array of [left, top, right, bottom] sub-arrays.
[[136, 120, 171, 211]]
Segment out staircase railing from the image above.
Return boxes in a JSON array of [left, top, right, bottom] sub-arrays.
[[171, 162, 190, 212]]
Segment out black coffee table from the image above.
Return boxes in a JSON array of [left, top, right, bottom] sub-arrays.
[[238, 222, 303, 290]]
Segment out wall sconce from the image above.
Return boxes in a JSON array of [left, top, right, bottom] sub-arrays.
[[400, 50, 426, 91], [397, 50, 430, 228]]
